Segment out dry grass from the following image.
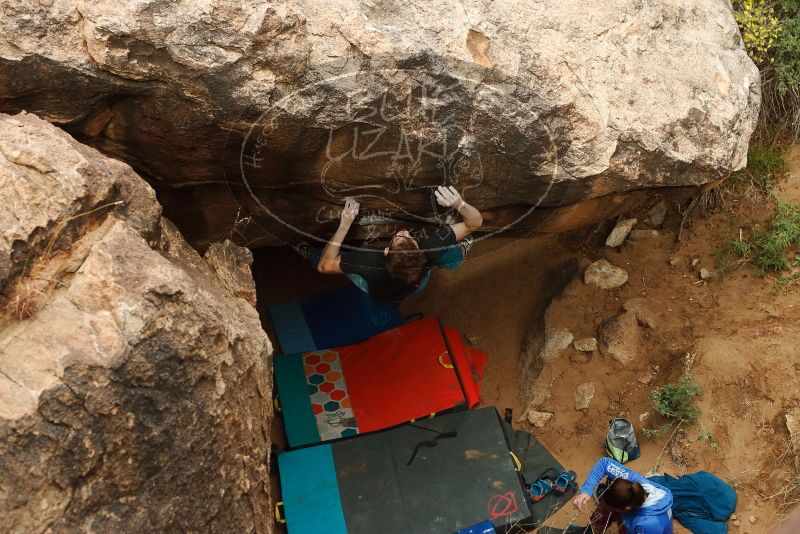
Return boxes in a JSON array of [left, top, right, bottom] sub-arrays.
[[766, 466, 800, 522], [4, 201, 124, 322], [762, 434, 800, 525], [3, 280, 45, 320]]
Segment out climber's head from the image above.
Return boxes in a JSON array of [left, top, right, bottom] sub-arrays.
[[384, 230, 426, 284], [601, 478, 647, 512]]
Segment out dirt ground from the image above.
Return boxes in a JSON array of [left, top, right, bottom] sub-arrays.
[[254, 148, 800, 533]]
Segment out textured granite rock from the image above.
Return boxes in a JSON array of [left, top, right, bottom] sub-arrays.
[[0, 112, 273, 533]]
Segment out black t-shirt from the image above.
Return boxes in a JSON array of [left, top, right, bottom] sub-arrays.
[[339, 226, 457, 303]]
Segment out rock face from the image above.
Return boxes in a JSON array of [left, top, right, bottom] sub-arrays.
[[0, 113, 273, 533], [0, 0, 760, 248], [205, 239, 259, 307]]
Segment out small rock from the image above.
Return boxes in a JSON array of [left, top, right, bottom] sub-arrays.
[[733, 520, 740, 527], [748, 515, 757, 524], [648, 201, 667, 226], [668, 256, 680, 267], [699, 267, 713, 280], [574, 382, 596, 411], [527, 383, 552, 410], [623, 298, 658, 329], [639, 412, 650, 422], [573, 337, 598, 352], [637, 373, 653, 385], [691, 258, 699, 267], [730, 514, 738, 521], [465, 334, 480, 346], [526, 410, 554, 428], [606, 218, 638, 247], [584, 259, 629, 289], [599, 311, 642, 366], [540, 329, 574, 363]]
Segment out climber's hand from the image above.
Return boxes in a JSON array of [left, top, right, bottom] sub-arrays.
[[572, 492, 592, 511], [340, 198, 360, 227], [435, 185, 465, 210]]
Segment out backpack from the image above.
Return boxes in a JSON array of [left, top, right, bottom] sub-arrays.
[[649, 471, 737, 534], [605, 418, 641, 464]]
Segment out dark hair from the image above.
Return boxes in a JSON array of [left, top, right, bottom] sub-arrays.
[[602, 479, 647, 510], [385, 237, 426, 284]]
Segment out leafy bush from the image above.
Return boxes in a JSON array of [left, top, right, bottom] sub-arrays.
[[735, 0, 782, 65], [734, 0, 800, 139], [731, 237, 754, 257], [775, 18, 800, 92], [779, 0, 800, 17], [651, 376, 702, 423]]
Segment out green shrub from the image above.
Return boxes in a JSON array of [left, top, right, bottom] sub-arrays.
[[642, 423, 672, 440], [651, 376, 702, 423], [749, 144, 786, 180], [724, 201, 800, 287], [728, 144, 786, 194], [779, 0, 800, 16], [731, 237, 754, 257], [734, 0, 800, 140], [753, 202, 800, 270], [738, 144, 787, 190], [775, 18, 800, 92]]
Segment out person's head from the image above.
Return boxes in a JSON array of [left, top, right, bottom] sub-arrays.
[[384, 230, 426, 284], [601, 479, 647, 512]]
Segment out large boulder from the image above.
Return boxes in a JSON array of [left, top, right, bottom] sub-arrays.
[[0, 0, 759, 249], [0, 112, 273, 533]]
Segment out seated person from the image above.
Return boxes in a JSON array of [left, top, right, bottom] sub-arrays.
[[302, 186, 482, 304], [573, 457, 674, 534]]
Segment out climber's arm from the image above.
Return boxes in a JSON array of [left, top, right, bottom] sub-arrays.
[[317, 198, 359, 275], [435, 186, 482, 241], [451, 200, 483, 241]]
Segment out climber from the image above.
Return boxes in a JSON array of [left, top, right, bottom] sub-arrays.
[[572, 457, 674, 534], [296, 185, 483, 303]]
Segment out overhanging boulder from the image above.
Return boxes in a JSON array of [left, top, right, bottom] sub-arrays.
[[0, 0, 759, 248]]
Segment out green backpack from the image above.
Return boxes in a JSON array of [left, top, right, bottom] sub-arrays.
[[605, 418, 641, 464]]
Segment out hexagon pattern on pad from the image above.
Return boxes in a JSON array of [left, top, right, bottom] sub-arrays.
[[304, 350, 359, 440]]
